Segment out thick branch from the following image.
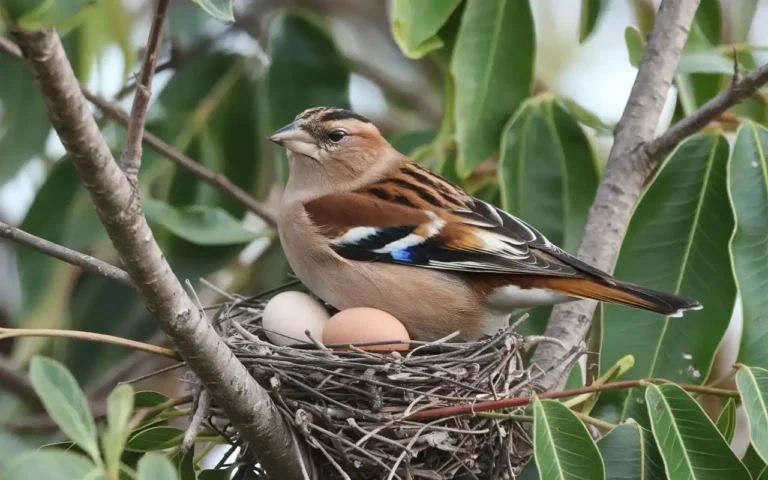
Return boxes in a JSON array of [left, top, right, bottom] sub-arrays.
[[533, 0, 701, 390], [0, 36, 277, 227], [9, 26, 313, 479], [0, 221, 133, 287], [119, 0, 169, 180]]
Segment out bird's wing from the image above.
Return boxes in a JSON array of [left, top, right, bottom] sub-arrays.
[[303, 162, 614, 281]]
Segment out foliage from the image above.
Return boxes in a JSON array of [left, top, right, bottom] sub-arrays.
[[1, 0, 768, 478]]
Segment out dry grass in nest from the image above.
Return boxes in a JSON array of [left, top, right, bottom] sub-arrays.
[[199, 288, 576, 480]]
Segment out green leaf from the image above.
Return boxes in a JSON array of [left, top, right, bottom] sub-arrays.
[[189, 0, 233, 22], [137, 453, 178, 480], [715, 398, 737, 444], [2, 0, 95, 29], [0, 451, 101, 480], [624, 26, 645, 68], [499, 97, 599, 335], [135, 391, 171, 408], [563, 355, 634, 414], [266, 11, 350, 134], [558, 97, 615, 134], [168, 449, 195, 480], [598, 134, 735, 422], [142, 197, 270, 246], [736, 366, 768, 463], [729, 123, 768, 368], [732, 0, 759, 43], [0, 56, 50, 186], [743, 445, 768, 480], [127, 427, 185, 452], [103, 385, 135, 476], [579, 0, 605, 43], [391, 0, 464, 58], [451, 0, 535, 177], [597, 423, 644, 480], [28, 357, 101, 466], [532, 396, 605, 480], [645, 383, 749, 479], [0, 432, 31, 467], [694, 0, 722, 45], [677, 51, 735, 75]]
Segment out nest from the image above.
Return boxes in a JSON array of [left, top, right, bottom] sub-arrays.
[[200, 288, 574, 479]]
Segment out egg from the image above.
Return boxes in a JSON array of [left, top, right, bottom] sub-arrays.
[[322, 307, 410, 352], [262, 291, 330, 346]]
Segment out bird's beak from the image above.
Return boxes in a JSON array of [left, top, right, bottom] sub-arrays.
[[267, 121, 319, 159]]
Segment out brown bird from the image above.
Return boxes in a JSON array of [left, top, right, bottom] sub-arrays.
[[268, 107, 701, 341]]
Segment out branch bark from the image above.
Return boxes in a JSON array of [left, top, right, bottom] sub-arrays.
[[533, 0, 701, 390], [0, 36, 277, 228], [9, 26, 314, 479], [119, 0, 169, 181], [0, 221, 133, 288]]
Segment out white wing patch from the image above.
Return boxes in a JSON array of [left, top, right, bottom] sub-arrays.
[[332, 226, 380, 246]]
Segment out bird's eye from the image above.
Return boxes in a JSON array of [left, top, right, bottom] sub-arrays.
[[328, 130, 347, 143]]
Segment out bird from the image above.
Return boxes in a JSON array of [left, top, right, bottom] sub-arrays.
[[268, 106, 702, 342]]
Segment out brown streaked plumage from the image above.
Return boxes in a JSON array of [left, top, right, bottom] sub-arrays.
[[269, 107, 702, 341]]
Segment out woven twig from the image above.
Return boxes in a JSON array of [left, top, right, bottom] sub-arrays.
[[201, 293, 569, 479]]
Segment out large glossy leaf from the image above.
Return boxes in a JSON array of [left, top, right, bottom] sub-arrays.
[[127, 427, 185, 452], [451, 0, 535, 177], [137, 453, 178, 480], [598, 134, 735, 423], [736, 366, 768, 463], [142, 198, 270, 246], [716, 398, 737, 444], [597, 423, 644, 480], [391, 0, 464, 58], [0, 57, 50, 186], [266, 11, 350, 141], [28, 357, 100, 465], [645, 383, 749, 479], [498, 97, 599, 334], [0, 451, 100, 480], [730, 123, 768, 368], [744, 445, 768, 480], [580, 0, 605, 43], [532, 396, 605, 480]]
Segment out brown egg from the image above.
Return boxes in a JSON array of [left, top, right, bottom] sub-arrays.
[[322, 307, 410, 352]]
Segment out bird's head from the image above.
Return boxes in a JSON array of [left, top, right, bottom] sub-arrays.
[[268, 107, 397, 200]]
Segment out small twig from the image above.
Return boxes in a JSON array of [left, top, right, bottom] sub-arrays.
[[120, 0, 170, 181], [0, 36, 276, 227], [129, 394, 194, 430], [408, 378, 739, 421], [0, 221, 133, 288], [182, 389, 211, 453], [0, 327, 179, 359]]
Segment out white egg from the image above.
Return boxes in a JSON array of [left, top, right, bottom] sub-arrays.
[[261, 291, 330, 346]]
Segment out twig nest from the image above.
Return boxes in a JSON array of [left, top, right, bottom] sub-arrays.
[[211, 292, 546, 479], [322, 307, 410, 352], [261, 291, 330, 346]]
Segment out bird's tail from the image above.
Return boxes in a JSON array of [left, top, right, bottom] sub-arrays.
[[540, 277, 702, 317]]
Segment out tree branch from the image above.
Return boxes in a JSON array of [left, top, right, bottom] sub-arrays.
[[645, 60, 768, 159], [0, 36, 277, 228], [9, 26, 314, 479], [0, 221, 133, 288], [119, 0, 169, 181], [409, 377, 738, 421], [533, 0, 701, 390]]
